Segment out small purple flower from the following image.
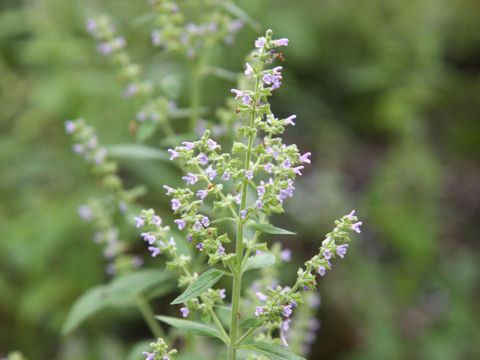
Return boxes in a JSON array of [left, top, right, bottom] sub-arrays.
[[193, 221, 202, 231], [222, 171, 230, 180], [152, 215, 162, 226], [163, 185, 173, 194], [218, 246, 225, 255], [187, 235, 193, 242], [281, 249, 292, 262], [219, 289, 226, 299], [291, 301, 297, 307], [300, 152, 311, 164], [273, 66, 282, 75], [168, 149, 179, 160], [142, 352, 154, 360], [255, 200, 264, 210], [78, 205, 94, 221], [323, 249, 332, 260], [231, 88, 243, 100], [240, 210, 247, 219], [303, 285, 309, 291], [256, 249, 264, 256], [257, 186, 265, 196], [163, 357, 170, 360], [97, 42, 112, 56], [245, 62, 253, 77], [201, 216, 210, 227], [336, 244, 349, 258], [255, 38, 265, 48], [182, 173, 198, 185], [264, 163, 274, 173], [205, 165, 217, 181], [148, 246, 161, 257], [171, 199, 181, 211], [235, 194, 242, 205], [241, 93, 252, 105], [198, 153, 208, 165], [275, 38, 289, 46], [182, 141, 195, 150], [141, 232, 156, 245], [197, 189, 208, 200], [254, 306, 264, 317], [180, 306, 189, 318], [136, 111, 147, 121], [284, 115, 296, 126], [281, 159, 291, 170], [208, 139, 218, 149], [282, 318, 291, 332], [293, 166, 304, 175], [134, 216, 144, 228], [246, 170, 254, 180], [347, 209, 356, 218], [72, 143, 84, 153], [256, 292, 267, 301], [151, 29, 162, 46], [318, 266, 327, 276], [86, 18, 97, 33], [196, 242, 203, 251], [174, 219, 186, 230], [64, 120, 75, 133], [282, 304, 293, 317], [351, 221, 362, 233]]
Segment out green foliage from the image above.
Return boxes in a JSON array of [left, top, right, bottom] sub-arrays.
[[171, 269, 225, 305]]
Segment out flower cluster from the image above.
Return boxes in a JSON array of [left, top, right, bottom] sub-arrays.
[[149, 0, 245, 58], [142, 338, 177, 360], [66, 118, 144, 274], [85, 15, 175, 134]]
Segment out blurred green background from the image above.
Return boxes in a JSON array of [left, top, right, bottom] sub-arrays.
[[1, 0, 479, 359]]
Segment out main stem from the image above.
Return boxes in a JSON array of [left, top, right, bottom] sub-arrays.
[[228, 71, 262, 360]]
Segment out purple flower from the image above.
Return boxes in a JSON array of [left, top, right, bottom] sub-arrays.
[[180, 306, 189, 318], [256, 292, 267, 301], [262, 73, 282, 91], [281, 249, 291, 262], [347, 209, 356, 218], [163, 357, 170, 360], [218, 246, 225, 255], [241, 93, 252, 105], [255, 200, 264, 210], [148, 246, 161, 257], [284, 115, 296, 126], [291, 301, 297, 307], [187, 235, 193, 242], [97, 42, 112, 55], [182, 141, 195, 150], [231, 89, 243, 100], [163, 185, 173, 194], [201, 216, 210, 227], [264, 163, 274, 173], [193, 221, 202, 231], [351, 221, 362, 233], [222, 171, 230, 180], [151, 29, 162, 46], [182, 173, 198, 185], [171, 199, 181, 211], [300, 152, 311, 164], [134, 216, 144, 228], [240, 210, 247, 219], [174, 219, 186, 230], [323, 249, 332, 260], [275, 38, 289, 46], [246, 170, 253, 180], [198, 153, 208, 165], [136, 111, 147, 121], [64, 120, 75, 133], [142, 352, 154, 360], [303, 285, 309, 291], [256, 249, 264, 256], [72, 143, 84, 153], [86, 18, 97, 33], [235, 194, 242, 205], [168, 149, 179, 160], [282, 318, 291, 332], [282, 304, 293, 317], [255, 38, 265, 48], [141, 232, 156, 245], [219, 289, 226, 299], [197, 189, 207, 200], [254, 306, 264, 317], [282, 159, 291, 170], [245, 62, 253, 77], [293, 166, 304, 175], [257, 186, 265, 196], [208, 139, 218, 149], [273, 66, 282, 75], [152, 215, 162, 226], [205, 165, 217, 181], [78, 205, 94, 221], [318, 266, 326, 277], [196, 242, 203, 251]]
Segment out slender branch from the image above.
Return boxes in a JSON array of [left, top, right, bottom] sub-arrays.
[[208, 308, 230, 343], [236, 327, 256, 346], [136, 294, 165, 338]]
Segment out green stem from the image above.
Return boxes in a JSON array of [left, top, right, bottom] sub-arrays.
[[208, 308, 230, 343], [136, 294, 165, 339], [236, 327, 256, 346]]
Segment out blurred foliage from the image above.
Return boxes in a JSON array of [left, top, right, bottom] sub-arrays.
[[1, 0, 479, 359]]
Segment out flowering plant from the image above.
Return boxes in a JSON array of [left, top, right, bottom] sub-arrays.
[[134, 30, 362, 360]]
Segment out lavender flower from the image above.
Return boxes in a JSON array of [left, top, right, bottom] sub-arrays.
[[222, 171, 230, 180], [318, 266, 326, 277], [245, 170, 253, 180], [241, 93, 252, 105], [196, 243, 203, 251], [240, 210, 247, 219], [282, 304, 293, 317], [182, 173, 199, 185], [208, 139, 218, 149], [254, 306, 264, 317], [152, 215, 162, 226], [64, 120, 76, 133], [245, 62, 253, 77], [336, 244, 349, 258], [323, 249, 332, 260], [148, 246, 161, 257], [281, 249, 292, 262], [193, 221, 202, 231], [255, 200, 264, 210], [151, 29, 162, 46], [182, 141, 195, 150], [187, 235, 192, 243], [171, 199, 181, 211], [264, 163, 274, 173], [180, 306, 189, 318], [142, 352, 154, 360], [284, 115, 296, 126], [174, 219, 186, 230], [168, 149, 179, 160], [351, 222, 363, 233], [218, 246, 225, 255], [197, 189, 208, 200], [219, 289, 226, 299], [256, 292, 267, 301], [255, 38, 265, 48], [275, 38, 289, 46], [134, 216, 144, 228], [205, 165, 217, 180], [86, 18, 97, 33], [299, 152, 311, 164], [78, 205, 94, 221], [198, 153, 209, 165], [282, 159, 291, 170], [163, 185, 173, 194]]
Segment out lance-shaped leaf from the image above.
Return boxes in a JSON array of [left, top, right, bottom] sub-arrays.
[[171, 269, 225, 305], [156, 316, 224, 341], [247, 222, 295, 235], [244, 254, 276, 271], [243, 342, 306, 360], [239, 317, 263, 329]]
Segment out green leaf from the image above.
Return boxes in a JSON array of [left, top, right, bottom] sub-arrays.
[[247, 222, 296, 235], [136, 122, 159, 142], [244, 254, 276, 271], [107, 144, 169, 161], [244, 342, 306, 360], [210, 217, 236, 225], [239, 317, 262, 329], [171, 269, 225, 305], [156, 316, 224, 341], [62, 269, 172, 334]]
